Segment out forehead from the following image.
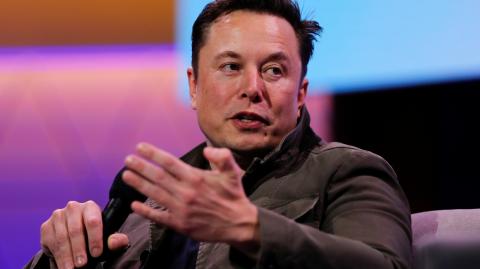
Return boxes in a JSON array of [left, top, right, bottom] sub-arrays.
[[201, 10, 300, 62]]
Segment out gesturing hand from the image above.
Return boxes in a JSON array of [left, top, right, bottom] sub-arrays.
[[122, 143, 259, 250]]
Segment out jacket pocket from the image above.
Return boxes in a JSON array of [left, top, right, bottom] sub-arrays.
[[255, 196, 319, 221]]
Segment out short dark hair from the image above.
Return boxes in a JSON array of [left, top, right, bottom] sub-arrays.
[[191, 0, 322, 79]]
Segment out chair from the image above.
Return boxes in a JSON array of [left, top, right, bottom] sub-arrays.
[[411, 209, 480, 269]]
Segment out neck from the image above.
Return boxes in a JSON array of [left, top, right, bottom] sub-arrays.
[[205, 140, 272, 171], [230, 147, 273, 171], [231, 151, 256, 171]]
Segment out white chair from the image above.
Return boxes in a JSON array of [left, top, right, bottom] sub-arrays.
[[412, 209, 480, 269]]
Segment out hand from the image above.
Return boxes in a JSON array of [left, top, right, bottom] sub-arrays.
[[40, 201, 129, 269], [123, 143, 260, 251]]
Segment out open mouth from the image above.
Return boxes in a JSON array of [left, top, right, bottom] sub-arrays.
[[232, 112, 270, 125]]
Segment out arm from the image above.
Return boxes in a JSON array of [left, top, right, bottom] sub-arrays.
[[254, 149, 412, 269], [124, 143, 411, 269]]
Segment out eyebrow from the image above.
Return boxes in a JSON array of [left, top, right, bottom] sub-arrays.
[[262, 52, 289, 64], [213, 51, 290, 64], [214, 51, 241, 62]]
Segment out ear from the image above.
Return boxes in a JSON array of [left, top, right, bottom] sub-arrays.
[[187, 67, 198, 110], [297, 78, 308, 117]]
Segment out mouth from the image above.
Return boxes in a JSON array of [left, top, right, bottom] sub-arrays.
[[230, 111, 270, 129], [232, 111, 270, 124]]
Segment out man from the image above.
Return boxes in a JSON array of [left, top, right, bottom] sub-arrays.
[[25, 0, 412, 268]]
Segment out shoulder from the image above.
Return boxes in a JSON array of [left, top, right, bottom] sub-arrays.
[[309, 142, 397, 180], [312, 142, 385, 161], [297, 142, 402, 197]]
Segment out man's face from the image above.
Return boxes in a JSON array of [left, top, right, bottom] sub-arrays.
[[188, 11, 307, 155]]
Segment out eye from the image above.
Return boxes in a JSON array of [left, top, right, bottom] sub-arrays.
[[267, 67, 282, 75], [263, 65, 284, 79], [220, 63, 240, 73]]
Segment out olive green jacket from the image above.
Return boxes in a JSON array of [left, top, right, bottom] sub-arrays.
[[25, 108, 412, 269]]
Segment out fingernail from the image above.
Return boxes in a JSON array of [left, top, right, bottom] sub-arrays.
[[125, 155, 135, 165], [75, 255, 85, 266], [137, 143, 147, 152], [205, 147, 215, 155], [91, 247, 101, 257], [211, 148, 222, 156]]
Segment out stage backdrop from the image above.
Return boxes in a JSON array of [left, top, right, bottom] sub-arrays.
[[0, 45, 332, 268], [2, 0, 480, 268]]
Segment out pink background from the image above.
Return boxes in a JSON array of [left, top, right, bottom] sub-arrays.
[[0, 46, 332, 267]]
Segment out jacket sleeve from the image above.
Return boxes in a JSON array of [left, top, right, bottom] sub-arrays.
[[24, 251, 105, 269], [255, 149, 412, 269], [23, 250, 58, 269]]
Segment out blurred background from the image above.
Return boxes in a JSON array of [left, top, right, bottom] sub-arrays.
[[1, 0, 479, 267]]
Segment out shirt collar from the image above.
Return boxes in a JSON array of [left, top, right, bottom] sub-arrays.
[[246, 105, 316, 169]]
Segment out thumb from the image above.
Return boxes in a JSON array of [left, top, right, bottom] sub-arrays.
[[203, 147, 242, 176], [107, 233, 129, 251]]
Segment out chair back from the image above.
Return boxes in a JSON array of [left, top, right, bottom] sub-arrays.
[[412, 209, 480, 269]]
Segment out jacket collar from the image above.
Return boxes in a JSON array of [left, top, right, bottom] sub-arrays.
[[179, 106, 321, 172], [147, 106, 322, 253], [249, 105, 319, 168]]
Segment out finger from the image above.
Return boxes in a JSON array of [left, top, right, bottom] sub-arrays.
[[203, 147, 242, 177], [136, 143, 195, 180], [107, 233, 129, 251], [40, 220, 55, 257], [122, 170, 179, 210], [51, 210, 75, 269], [82, 201, 103, 258], [124, 157, 197, 204], [64, 202, 87, 267], [131, 201, 176, 228], [124, 155, 178, 191]]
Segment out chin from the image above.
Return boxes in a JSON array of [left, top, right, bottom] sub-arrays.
[[205, 128, 278, 155], [226, 139, 275, 157]]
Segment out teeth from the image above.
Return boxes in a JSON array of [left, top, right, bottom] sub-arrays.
[[236, 114, 264, 123], [240, 115, 255, 120], [240, 118, 253, 122]]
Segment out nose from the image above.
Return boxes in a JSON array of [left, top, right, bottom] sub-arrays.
[[240, 67, 265, 103]]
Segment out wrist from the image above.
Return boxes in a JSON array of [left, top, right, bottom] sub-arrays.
[[229, 202, 261, 259]]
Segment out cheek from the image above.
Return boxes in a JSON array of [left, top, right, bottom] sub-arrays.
[[272, 89, 299, 111], [270, 92, 300, 128], [195, 88, 229, 120], [198, 92, 228, 112], [199, 85, 238, 110]]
